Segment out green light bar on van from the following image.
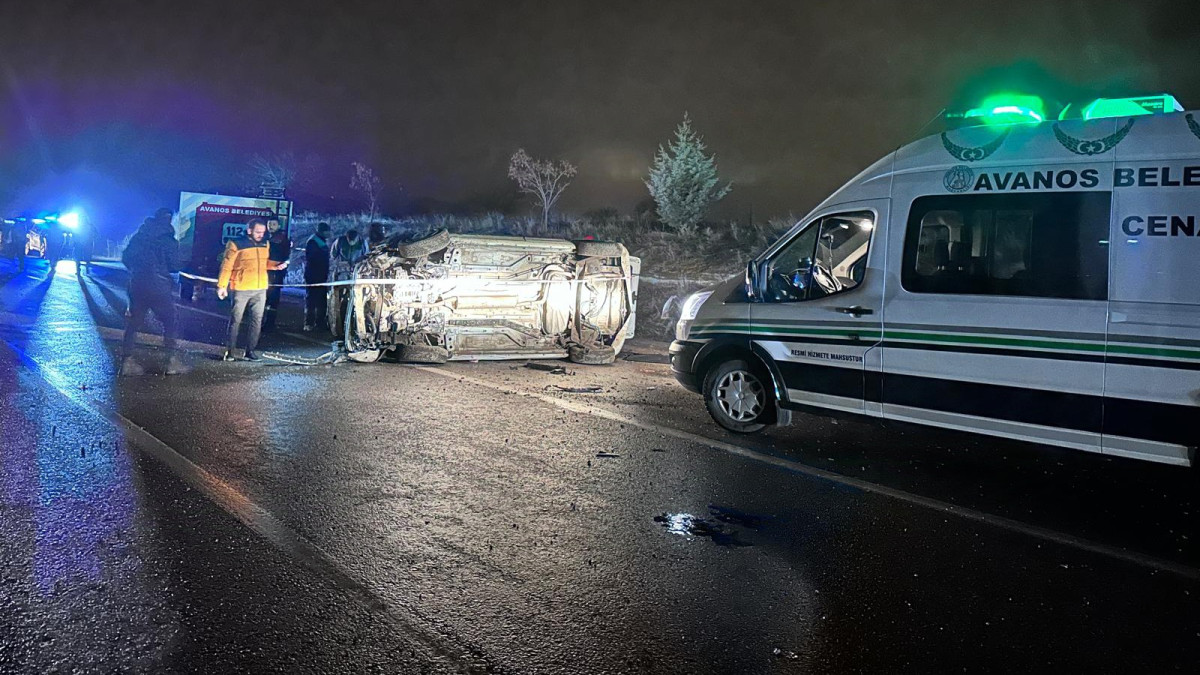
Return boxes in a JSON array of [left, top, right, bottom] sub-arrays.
[[960, 93, 1047, 126], [1060, 94, 1184, 120]]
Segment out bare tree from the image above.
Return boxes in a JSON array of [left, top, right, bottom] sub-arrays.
[[350, 162, 383, 221], [507, 149, 577, 229], [250, 152, 298, 196]]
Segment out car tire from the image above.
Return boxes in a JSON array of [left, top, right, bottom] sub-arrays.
[[567, 343, 616, 365], [703, 359, 771, 434], [394, 229, 451, 258], [573, 240, 625, 258], [394, 344, 450, 364]]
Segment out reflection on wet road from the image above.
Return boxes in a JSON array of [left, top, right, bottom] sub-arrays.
[[1, 257, 1198, 673]]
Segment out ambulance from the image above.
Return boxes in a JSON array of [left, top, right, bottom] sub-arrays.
[[670, 94, 1199, 467]]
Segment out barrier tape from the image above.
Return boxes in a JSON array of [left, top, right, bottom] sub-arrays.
[[177, 271, 630, 289]]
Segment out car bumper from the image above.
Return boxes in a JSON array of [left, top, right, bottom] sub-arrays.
[[669, 340, 702, 393]]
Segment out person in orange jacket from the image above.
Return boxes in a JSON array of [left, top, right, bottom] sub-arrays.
[[217, 217, 287, 361]]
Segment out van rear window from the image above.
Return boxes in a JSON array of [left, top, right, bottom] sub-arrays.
[[902, 192, 1111, 301]]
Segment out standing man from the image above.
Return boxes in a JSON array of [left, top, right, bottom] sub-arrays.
[[263, 217, 291, 331], [217, 217, 287, 361], [0, 218, 14, 262], [367, 221, 388, 248], [120, 209, 186, 376], [331, 228, 367, 268], [303, 222, 332, 331]]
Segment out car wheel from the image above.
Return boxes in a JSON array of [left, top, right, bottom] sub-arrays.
[[568, 343, 616, 365], [703, 359, 770, 434], [394, 229, 450, 258], [573, 240, 626, 258], [394, 344, 449, 364]]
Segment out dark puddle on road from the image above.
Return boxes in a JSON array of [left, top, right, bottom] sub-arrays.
[[654, 504, 774, 547]]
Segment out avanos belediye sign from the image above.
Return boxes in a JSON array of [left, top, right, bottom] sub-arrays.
[[950, 165, 1200, 193]]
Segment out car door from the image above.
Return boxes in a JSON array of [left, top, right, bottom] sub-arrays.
[[749, 201, 888, 414]]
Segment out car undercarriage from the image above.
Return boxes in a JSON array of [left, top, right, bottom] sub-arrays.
[[327, 231, 639, 364]]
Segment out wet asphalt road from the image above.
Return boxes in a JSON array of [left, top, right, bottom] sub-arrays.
[[1, 257, 1198, 673]]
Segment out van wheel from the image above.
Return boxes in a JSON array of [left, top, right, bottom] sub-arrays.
[[704, 359, 770, 434]]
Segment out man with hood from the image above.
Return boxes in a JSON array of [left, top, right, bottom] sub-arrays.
[[120, 208, 186, 376]]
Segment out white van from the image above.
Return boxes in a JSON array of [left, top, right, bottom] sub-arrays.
[[670, 96, 1199, 467]]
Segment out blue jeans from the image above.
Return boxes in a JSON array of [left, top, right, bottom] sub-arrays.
[[227, 289, 266, 353]]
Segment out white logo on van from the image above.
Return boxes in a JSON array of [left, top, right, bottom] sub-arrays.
[[943, 165, 975, 193], [1053, 119, 1135, 155]]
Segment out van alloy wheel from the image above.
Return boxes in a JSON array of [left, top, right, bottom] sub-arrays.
[[715, 370, 765, 422], [704, 359, 770, 434]]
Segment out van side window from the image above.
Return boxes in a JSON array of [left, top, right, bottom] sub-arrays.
[[902, 192, 1110, 301], [765, 211, 874, 303]]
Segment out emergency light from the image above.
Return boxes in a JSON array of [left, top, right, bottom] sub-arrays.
[[1060, 94, 1184, 121], [58, 211, 81, 229], [960, 93, 1047, 126], [952, 92, 1185, 128]]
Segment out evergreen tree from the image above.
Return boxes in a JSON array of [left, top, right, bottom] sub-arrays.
[[645, 114, 731, 235]]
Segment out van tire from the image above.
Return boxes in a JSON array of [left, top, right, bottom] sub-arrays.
[[568, 343, 616, 365], [394, 344, 449, 364], [394, 229, 450, 258], [573, 240, 625, 258], [703, 359, 771, 434]]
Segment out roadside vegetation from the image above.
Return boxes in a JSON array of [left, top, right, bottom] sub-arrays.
[[266, 113, 794, 338]]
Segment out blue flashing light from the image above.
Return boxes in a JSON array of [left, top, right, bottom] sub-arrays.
[[59, 211, 81, 229]]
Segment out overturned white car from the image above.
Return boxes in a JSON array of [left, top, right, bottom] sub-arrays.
[[328, 230, 640, 364]]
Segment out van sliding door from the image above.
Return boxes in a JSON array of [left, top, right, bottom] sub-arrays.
[[882, 187, 1112, 453]]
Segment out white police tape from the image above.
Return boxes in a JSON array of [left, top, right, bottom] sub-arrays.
[[177, 271, 628, 289]]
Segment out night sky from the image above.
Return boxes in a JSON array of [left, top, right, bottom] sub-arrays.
[[2, 0, 1199, 237]]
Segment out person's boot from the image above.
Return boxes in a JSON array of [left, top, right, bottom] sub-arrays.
[[165, 354, 190, 375], [221, 350, 239, 362], [244, 350, 262, 362], [119, 357, 145, 376]]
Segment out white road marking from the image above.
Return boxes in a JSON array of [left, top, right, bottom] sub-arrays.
[[415, 365, 1200, 581], [2, 340, 486, 672]]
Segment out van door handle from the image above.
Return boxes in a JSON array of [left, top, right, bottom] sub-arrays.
[[836, 306, 874, 317]]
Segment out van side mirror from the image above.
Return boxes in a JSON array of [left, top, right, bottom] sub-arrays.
[[745, 260, 758, 300]]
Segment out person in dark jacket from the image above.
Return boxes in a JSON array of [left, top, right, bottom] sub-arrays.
[[264, 218, 291, 330], [120, 208, 186, 376], [367, 221, 387, 248], [303, 222, 332, 331]]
